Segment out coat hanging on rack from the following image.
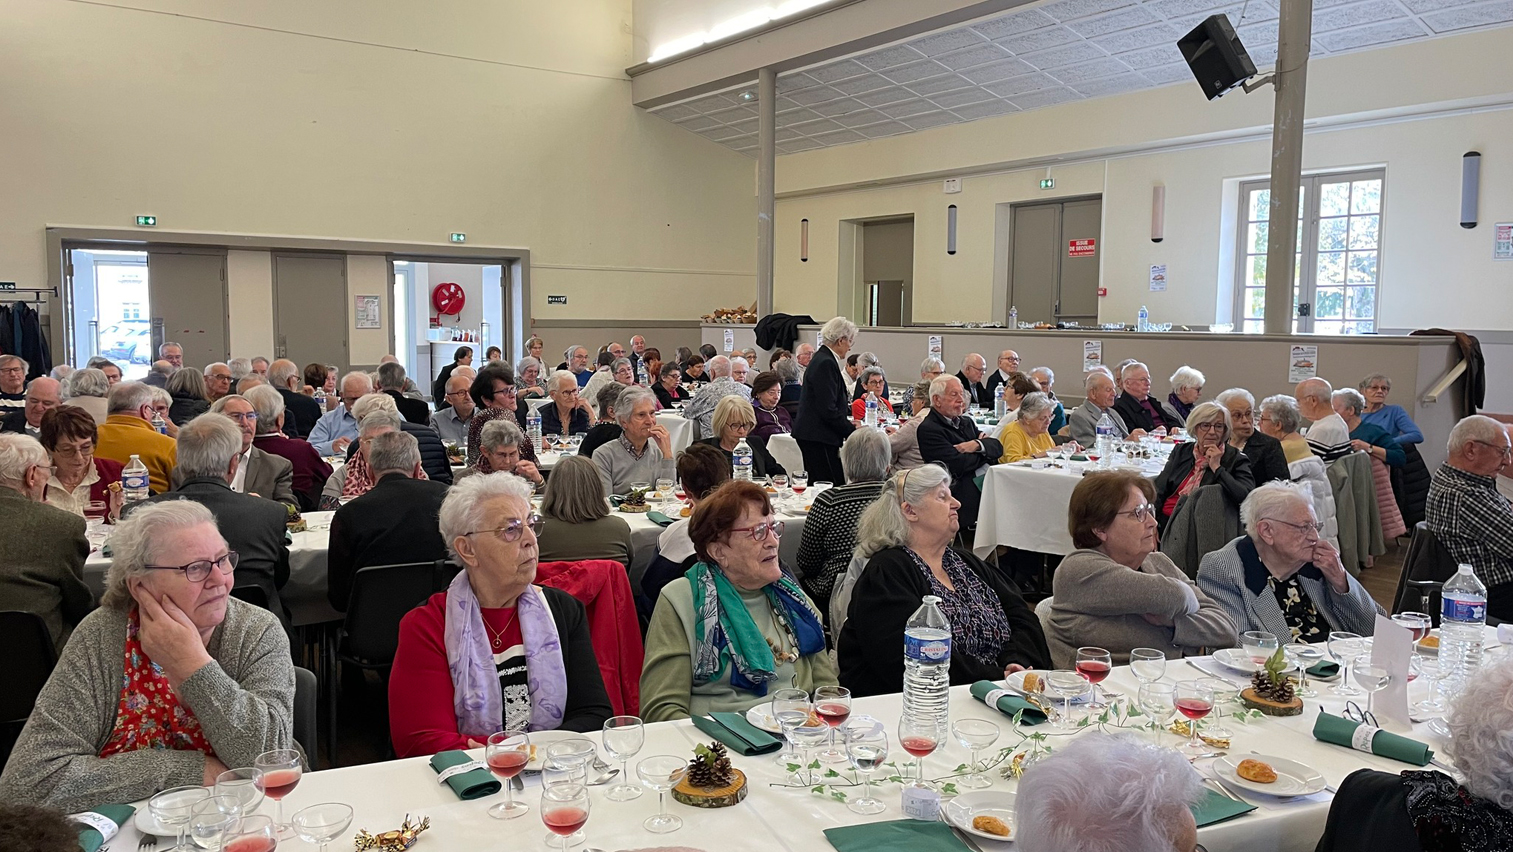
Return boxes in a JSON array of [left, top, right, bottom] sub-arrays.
[[0, 300, 53, 380]]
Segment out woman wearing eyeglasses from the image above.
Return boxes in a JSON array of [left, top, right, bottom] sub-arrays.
[[1046, 471, 1237, 669], [0, 501, 295, 811], [1152, 402, 1256, 529], [1198, 482, 1382, 641], [388, 473, 613, 758], [641, 480, 834, 721]]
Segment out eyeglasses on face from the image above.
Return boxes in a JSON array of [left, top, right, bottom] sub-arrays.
[[1192, 421, 1226, 432], [466, 513, 544, 543], [1472, 439, 1513, 458], [1116, 503, 1156, 522], [729, 520, 784, 542], [226, 412, 258, 423], [445, 389, 470, 398], [145, 551, 239, 583], [1265, 517, 1324, 534]]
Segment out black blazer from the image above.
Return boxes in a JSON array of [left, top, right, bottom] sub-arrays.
[[431, 362, 458, 411], [917, 409, 1003, 530], [279, 387, 323, 440], [694, 435, 784, 478], [135, 477, 290, 631], [1313, 769, 1426, 852], [385, 389, 432, 427], [1113, 393, 1177, 433], [955, 372, 992, 409], [982, 370, 1011, 403], [327, 474, 451, 611], [1240, 431, 1290, 485], [793, 344, 852, 447], [1153, 442, 1255, 523], [0, 409, 26, 434], [838, 546, 1050, 697]]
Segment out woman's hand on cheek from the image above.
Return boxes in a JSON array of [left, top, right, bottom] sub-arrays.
[[134, 586, 213, 688]]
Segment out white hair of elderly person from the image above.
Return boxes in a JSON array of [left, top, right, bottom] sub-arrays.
[[592, 385, 675, 496], [684, 354, 752, 439], [319, 405, 405, 507], [0, 500, 295, 811], [1014, 733, 1204, 852]]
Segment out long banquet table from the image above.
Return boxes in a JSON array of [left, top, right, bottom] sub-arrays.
[[99, 650, 1471, 852]]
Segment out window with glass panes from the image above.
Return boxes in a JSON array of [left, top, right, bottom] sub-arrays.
[[1234, 170, 1383, 334]]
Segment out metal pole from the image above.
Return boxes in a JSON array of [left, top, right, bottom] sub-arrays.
[[756, 67, 776, 320], [1263, 0, 1312, 335]]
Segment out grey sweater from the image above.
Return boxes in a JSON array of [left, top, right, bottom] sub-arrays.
[[592, 437, 676, 497], [0, 598, 295, 812], [1047, 549, 1239, 669]]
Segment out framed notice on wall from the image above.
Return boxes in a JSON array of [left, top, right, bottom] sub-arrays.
[[354, 295, 381, 329]]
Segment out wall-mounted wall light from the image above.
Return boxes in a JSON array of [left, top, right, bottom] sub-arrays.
[[947, 205, 958, 255], [800, 218, 809, 262], [1151, 185, 1166, 243], [1462, 151, 1481, 229]]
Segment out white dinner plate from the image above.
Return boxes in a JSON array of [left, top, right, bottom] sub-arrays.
[[1213, 754, 1328, 797], [1005, 670, 1087, 704], [945, 790, 1018, 841], [746, 705, 782, 734], [522, 729, 592, 771], [134, 807, 177, 837], [1212, 647, 1262, 674]]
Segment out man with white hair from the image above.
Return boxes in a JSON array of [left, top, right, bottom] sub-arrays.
[[592, 386, 675, 496], [1, 376, 60, 436], [242, 388, 331, 510], [308, 371, 374, 456], [684, 354, 751, 439], [203, 361, 234, 402], [378, 354, 425, 399], [1294, 377, 1352, 461], [1216, 388, 1290, 484], [377, 361, 431, 426], [562, 344, 592, 388], [0, 354, 28, 410], [730, 356, 751, 386], [269, 358, 321, 439], [794, 342, 815, 374], [1113, 361, 1178, 434], [206, 389, 298, 508], [918, 375, 1003, 534], [159, 341, 184, 369], [954, 353, 992, 409], [794, 316, 861, 484], [94, 381, 177, 493], [1427, 415, 1513, 619], [983, 349, 1021, 402], [898, 356, 946, 411], [249, 356, 270, 380], [1068, 370, 1135, 447], [429, 373, 477, 446], [0, 433, 92, 652], [1015, 733, 1204, 852]]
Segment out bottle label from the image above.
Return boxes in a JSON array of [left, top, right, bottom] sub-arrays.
[[122, 473, 149, 490], [1442, 597, 1486, 622], [905, 634, 950, 662]]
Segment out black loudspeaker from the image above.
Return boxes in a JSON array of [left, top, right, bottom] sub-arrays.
[[1178, 14, 1257, 100]]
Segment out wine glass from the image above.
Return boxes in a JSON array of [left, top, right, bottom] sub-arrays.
[[1286, 641, 1326, 698], [1392, 612, 1432, 642], [951, 719, 1000, 789], [1130, 648, 1167, 684], [188, 796, 240, 851], [1241, 631, 1280, 665], [1046, 669, 1089, 731], [214, 768, 265, 819], [151, 786, 210, 852], [1328, 632, 1365, 696], [602, 716, 646, 801], [1354, 663, 1391, 714], [223, 815, 277, 852], [1198, 677, 1238, 738], [1413, 651, 1447, 716], [842, 717, 889, 815], [1138, 682, 1176, 745], [637, 755, 688, 834], [896, 716, 942, 786], [771, 474, 788, 502], [1173, 680, 1215, 755], [787, 717, 832, 784], [1075, 647, 1113, 709], [252, 749, 301, 841], [790, 471, 808, 502], [770, 688, 811, 764], [542, 784, 591, 852], [655, 478, 675, 509], [485, 731, 532, 819], [290, 803, 352, 852], [813, 685, 851, 763]]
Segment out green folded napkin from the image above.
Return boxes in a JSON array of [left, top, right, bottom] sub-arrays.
[[647, 511, 676, 527], [429, 749, 502, 800], [1189, 788, 1256, 827], [1307, 660, 1340, 679], [73, 803, 134, 852], [691, 712, 782, 756], [1313, 712, 1433, 765], [969, 680, 1048, 725], [824, 819, 971, 852]]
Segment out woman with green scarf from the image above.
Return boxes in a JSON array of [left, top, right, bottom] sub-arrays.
[[641, 480, 836, 721]]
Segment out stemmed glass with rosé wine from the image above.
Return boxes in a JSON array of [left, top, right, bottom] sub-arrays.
[[542, 784, 591, 852], [252, 749, 301, 841], [1174, 680, 1215, 755], [896, 716, 943, 787], [813, 685, 851, 763], [1076, 647, 1113, 709], [223, 815, 277, 852], [485, 731, 532, 819]]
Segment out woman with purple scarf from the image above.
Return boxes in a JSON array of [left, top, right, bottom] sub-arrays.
[[388, 473, 612, 758]]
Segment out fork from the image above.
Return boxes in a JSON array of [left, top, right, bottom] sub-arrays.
[[137, 836, 157, 852]]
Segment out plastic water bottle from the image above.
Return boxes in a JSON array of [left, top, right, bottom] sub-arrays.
[[733, 437, 753, 481], [526, 407, 542, 450], [993, 385, 1006, 420], [903, 596, 952, 726], [314, 388, 326, 405], [1439, 563, 1488, 690], [1095, 411, 1116, 467], [150, 411, 167, 435], [1009, 305, 1019, 328], [122, 455, 150, 503], [637, 360, 649, 385], [865, 396, 879, 428], [1137, 305, 1149, 332]]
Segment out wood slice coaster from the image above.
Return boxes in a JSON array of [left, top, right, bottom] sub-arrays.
[[1240, 687, 1304, 717], [619, 503, 652, 513], [672, 768, 747, 808]]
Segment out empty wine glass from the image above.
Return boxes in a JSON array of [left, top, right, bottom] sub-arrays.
[[485, 731, 532, 819], [896, 716, 943, 786], [541, 784, 591, 852], [1046, 670, 1089, 731], [1075, 647, 1113, 709], [1354, 663, 1391, 714], [813, 685, 851, 763], [770, 688, 811, 764], [788, 717, 832, 784], [1328, 632, 1365, 697], [214, 768, 265, 819], [637, 755, 688, 834], [1138, 682, 1176, 745], [843, 717, 889, 815], [602, 716, 645, 801], [1198, 677, 1238, 738], [252, 749, 301, 841], [951, 719, 1000, 789], [1130, 648, 1167, 684], [290, 803, 353, 852], [223, 815, 277, 852], [188, 795, 239, 852], [1285, 640, 1326, 698], [1413, 651, 1447, 716], [150, 786, 210, 852], [1173, 680, 1215, 755], [1241, 631, 1280, 665]]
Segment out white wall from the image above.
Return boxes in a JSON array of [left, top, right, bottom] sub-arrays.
[[226, 250, 275, 357], [346, 255, 390, 366]]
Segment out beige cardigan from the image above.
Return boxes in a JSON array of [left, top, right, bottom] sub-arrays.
[[1046, 549, 1238, 669]]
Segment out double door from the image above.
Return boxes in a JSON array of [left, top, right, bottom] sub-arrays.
[[1007, 197, 1101, 326]]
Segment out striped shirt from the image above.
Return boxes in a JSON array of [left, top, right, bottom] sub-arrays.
[[1426, 463, 1513, 588], [1304, 413, 1354, 462]]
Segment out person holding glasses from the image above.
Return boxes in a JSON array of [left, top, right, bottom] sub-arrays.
[[1152, 402, 1256, 529], [1198, 482, 1382, 641], [0, 500, 296, 811], [641, 480, 833, 721], [388, 473, 612, 757]]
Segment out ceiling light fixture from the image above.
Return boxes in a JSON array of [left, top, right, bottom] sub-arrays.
[[740, 91, 757, 101], [647, 0, 836, 64]]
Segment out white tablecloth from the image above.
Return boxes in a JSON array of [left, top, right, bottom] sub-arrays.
[[98, 652, 1464, 852], [974, 454, 1167, 559], [657, 412, 694, 455]]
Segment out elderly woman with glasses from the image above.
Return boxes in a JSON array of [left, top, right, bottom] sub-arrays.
[[1152, 402, 1256, 528], [1198, 482, 1381, 641], [515, 356, 547, 399], [849, 366, 888, 421], [0, 501, 295, 811], [388, 473, 613, 757], [695, 395, 783, 478], [653, 363, 691, 410], [1047, 471, 1236, 668], [1163, 365, 1206, 425], [1357, 373, 1423, 446], [641, 481, 834, 721], [39, 405, 125, 521], [535, 454, 633, 566], [541, 370, 591, 439], [998, 392, 1058, 463], [838, 465, 1049, 697], [467, 362, 533, 466], [458, 418, 543, 490]]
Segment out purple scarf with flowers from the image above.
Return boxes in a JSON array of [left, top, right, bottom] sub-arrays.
[[443, 570, 568, 735]]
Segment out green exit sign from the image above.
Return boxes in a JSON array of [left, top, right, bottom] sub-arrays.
[[136, 215, 157, 227], [1039, 179, 1055, 190], [450, 233, 466, 243]]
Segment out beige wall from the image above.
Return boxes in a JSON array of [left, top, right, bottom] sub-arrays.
[[345, 255, 390, 366], [226, 250, 275, 357], [1, 0, 755, 331], [773, 28, 1513, 330]]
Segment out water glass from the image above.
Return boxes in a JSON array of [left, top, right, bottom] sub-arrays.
[[770, 688, 811, 764], [1286, 641, 1326, 698], [485, 731, 531, 819], [252, 749, 301, 840], [788, 718, 832, 784], [950, 719, 1000, 789], [188, 795, 240, 851], [542, 784, 591, 852], [1241, 631, 1280, 665], [1130, 648, 1167, 684], [150, 786, 210, 852], [637, 755, 688, 834], [1045, 670, 1088, 731], [842, 717, 889, 815], [1137, 682, 1176, 745], [602, 716, 645, 801], [1198, 677, 1238, 738], [1328, 632, 1365, 697], [290, 803, 353, 852], [1354, 663, 1391, 713], [1173, 680, 1215, 755], [214, 768, 265, 819], [1413, 651, 1447, 716]]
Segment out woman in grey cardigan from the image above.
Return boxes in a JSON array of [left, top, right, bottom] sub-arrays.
[[0, 501, 295, 812], [1047, 471, 1238, 669], [1197, 482, 1381, 642]]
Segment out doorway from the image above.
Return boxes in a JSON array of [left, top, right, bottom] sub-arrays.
[[861, 218, 914, 327], [391, 259, 504, 399], [273, 253, 348, 369], [1007, 197, 1102, 326]]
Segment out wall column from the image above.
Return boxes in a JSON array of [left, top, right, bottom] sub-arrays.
[[1262, 0, 1312, 335], [756, 67, 776, 319]]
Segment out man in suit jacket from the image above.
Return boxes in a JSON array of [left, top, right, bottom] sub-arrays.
[[269, 359, 322, 440], [327, 430, 450, 611], [202, 390, 298, 509], [982, 350, 1021, 403], [1216, 388, 1291, 485], [917, 376, 1003, 534], [131, 415, 290, 633], [793, 319, 860, 484], [1112, 361, 1178, 433], [378, 362, 431, 426], [0, 377, 60, 437], [1067, 371, 1137, 446], [954, 353, 992, 410], [0, 434, 93, 653]]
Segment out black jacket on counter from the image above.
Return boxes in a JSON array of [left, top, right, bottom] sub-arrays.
[[1153, 442, 1255, 525], [327, 473, 451, 611]]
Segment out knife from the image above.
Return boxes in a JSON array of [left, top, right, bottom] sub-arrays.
[[1186, 658, 1248, 685]]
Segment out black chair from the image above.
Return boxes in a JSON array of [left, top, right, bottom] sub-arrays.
[[1393, 522, 1459, 622], [292, 666, 317, 763], [0, 611, 59, 771]]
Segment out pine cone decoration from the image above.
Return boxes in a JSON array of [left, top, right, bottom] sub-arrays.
[[1250, 647, 1296, 703], [687, 742, 734, 788]]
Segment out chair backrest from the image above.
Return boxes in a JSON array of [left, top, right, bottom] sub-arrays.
[[340, 560, 460, 669], [0, 611, 59, 772], [292, 666, 317, 759], [230, 585, 270, 610], [1394, 522, 1460, 619], [1034, 596, 1055, 638], [828, 548, 871, 643]]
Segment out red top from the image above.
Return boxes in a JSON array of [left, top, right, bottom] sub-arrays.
[[99, 609, 214, 758], [90, 457, 123, 509], [1163, 465, 1204, 518]]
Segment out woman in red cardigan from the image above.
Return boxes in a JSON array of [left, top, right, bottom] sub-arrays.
[[40, 406, 123, 521]]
